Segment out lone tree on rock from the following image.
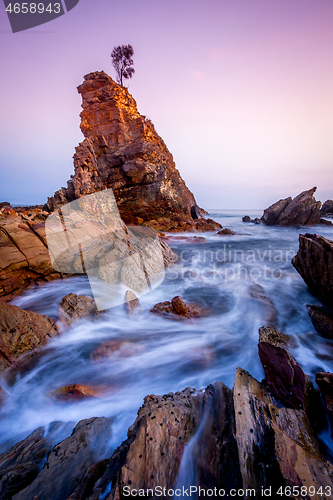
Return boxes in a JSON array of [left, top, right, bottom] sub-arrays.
[[111, 44, 135, 86]]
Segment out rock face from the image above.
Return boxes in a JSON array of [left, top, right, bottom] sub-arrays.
[[46, 71, 219, 232], [262, 187, 322, 226], [321, 200, 333, 217], [13, 417, 112, 500], [316, 372, 333, 425], [306, 304, 333, 339], [0, 302, 59, 375], [0, 210, 67, 301], [0, 421, 74, 499], [292, 233, 333, 307]]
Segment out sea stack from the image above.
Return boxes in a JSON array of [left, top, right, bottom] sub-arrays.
[[46, 71, 219, 232]]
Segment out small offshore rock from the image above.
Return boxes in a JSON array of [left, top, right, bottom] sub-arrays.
[[150, 296, 201, 321]]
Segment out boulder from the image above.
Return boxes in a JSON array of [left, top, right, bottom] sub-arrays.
[[45, 71, 219, 232], [320, 218, 333, 226], [0, 302, 59, 375], [0, 421, 74, 499], [13, 417, 112, 500], [150, 296, 201, 321], [306, 304, 333, 339], [292, 233, 333, 307], [321, 200, 333, 217], [58, 293, 97, 327], [90, 340, 143, 362], [217, 228, 238, 235], [242, 216, 261, 224], [262, 187, 322, 226]]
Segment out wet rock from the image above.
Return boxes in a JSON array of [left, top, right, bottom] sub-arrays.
[[234, 368, 333, 495], [316, 372, 333, 425], [258, 341, 325, 432], [320, 218, 333, 226], [150, 296, 201, 321], [307, 304, 333, 339], [58, 293, 97, 327], [217, 228, 238, 235], [0, 302, 59, 375], [0, 421, 74, 499], [258, 326, 290, 348], [292, 233, 333, 308], [0, 386, 7, 408], [242, 216, 261, 224], [124, 290, 141, 316], [90, 340, 143, 362], [262, 187, 322, 226], [13, 417, 112, 500], [321, 200, 333, 217], [48, 384, 102, 403], [249, 284, 278, 327], [89, 382, 240, 500]]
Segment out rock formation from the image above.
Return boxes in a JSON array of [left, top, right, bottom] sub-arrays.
[[0, 302, 59, 375], [321, 200, 333, 217], [262, 187, 322, 226], [150, 295, 201, 321], [46, 71, 220, 232], [0, 209, 67, 301], [306, 304, 333, 340], [292, 234, 333, 308]]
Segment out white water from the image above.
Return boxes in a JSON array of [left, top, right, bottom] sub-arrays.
[[1, 210, 333, 454]]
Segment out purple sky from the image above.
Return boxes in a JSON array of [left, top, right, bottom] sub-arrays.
[[1, 0, 333, 209]]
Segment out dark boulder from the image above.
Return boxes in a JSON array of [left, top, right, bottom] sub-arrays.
[[307, 304, 333, 339], [292, 233, 333, 308]]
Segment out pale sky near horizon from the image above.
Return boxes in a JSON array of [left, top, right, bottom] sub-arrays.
[[1, 0, 333, 210]]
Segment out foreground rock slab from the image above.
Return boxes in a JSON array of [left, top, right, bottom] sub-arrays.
[[13, 417, 112, 500], [0, 302, 59, 375], [292, 233, 333, 308]]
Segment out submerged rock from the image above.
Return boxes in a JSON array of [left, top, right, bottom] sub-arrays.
[[124, 290, 141, 316], [48, 384, 102, 403], [307, 304, 333, 339], [262, 187, 322, 226], [292, 233, 333, 308], [0, 302, 59, 375], [150, 296, 201, 321], [248, 284, 278, 327], [217, 228, 238, 235]]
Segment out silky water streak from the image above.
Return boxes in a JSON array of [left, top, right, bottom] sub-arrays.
[[45, 189, 165, 310]]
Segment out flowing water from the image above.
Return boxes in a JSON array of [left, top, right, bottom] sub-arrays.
[[1, 210, 333, 456]]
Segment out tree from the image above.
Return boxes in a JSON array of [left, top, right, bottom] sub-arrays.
[[111, 45, 135, 87]]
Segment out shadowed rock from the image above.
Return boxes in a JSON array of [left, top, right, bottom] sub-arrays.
[[316, 372, 333, 425], [321, 200, 333, 217], [292, 233, 333, 308], [307, 304, 333, 339], [13, 417, 112, 500], [0, 302, 59, 375]]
